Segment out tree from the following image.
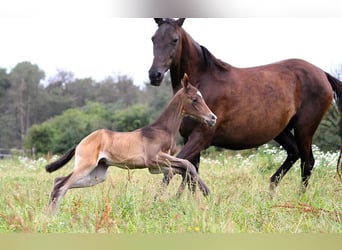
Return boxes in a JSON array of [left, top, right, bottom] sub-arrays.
[[7, 62, 45, 148], [142, 72, 173, 120], [96, 75, 143, 106], [110, 104, 152, 132], [26, 102, 109, 154], [0, 68, 12, 147], [0, 68, 10, 99]]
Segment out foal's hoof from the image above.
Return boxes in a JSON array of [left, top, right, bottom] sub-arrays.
[[200, 183, 210, 197], [202, 189, 210, 197]]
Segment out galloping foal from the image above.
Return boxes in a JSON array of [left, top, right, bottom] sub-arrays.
[[45, 74, 217, 214]]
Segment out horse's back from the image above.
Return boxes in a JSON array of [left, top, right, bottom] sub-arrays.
[[206, 58, 333, 149]]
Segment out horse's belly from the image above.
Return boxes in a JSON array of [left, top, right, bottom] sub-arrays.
[[213, 117, 289, 150], [213, 133, 273, 150]]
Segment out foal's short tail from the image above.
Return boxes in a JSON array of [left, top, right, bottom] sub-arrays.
[[45, 147, 76, 173], [325, 72, 342, 180]]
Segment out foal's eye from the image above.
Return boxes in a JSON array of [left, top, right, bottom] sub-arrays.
[[151, 36, 155, 43], [192, 97, 198, 103]]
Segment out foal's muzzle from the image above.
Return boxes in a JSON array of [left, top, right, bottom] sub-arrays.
[[205, 113, 217, 127]]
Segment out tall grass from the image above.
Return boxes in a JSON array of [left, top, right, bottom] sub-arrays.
[[0, 145, 341, 233]]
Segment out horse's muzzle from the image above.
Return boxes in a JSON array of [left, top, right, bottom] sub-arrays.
[[149, 69, 164, 86]]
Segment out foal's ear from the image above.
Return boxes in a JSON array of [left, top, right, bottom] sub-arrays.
[[181, 73, 190, 90], [177, 18, 186, 27]]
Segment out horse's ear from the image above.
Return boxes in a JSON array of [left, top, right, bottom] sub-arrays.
[[177, 18, 186, 27], [154, 18, 162, 26], [181, 73, 190, 90]]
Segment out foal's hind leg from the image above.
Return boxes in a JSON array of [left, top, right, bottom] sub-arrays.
[[271, 129, 300, 195], [47, 173, 73, 215], [68, 162, 109, 189], [47, 162, 109, 215]]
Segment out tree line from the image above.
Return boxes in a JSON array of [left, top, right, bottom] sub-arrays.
[[0, 61, 172, 155], [0, 61, 341, 156]]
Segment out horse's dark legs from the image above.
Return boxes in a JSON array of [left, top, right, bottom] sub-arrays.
[[271, 129, 300, 194], [299, 149, 315, 193], [294, 131, 315, 193]]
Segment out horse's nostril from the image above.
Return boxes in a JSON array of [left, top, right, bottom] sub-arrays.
[[149, 70, 163, 80]]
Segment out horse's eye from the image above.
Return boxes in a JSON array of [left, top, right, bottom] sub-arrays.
[[172, 38, 178, 44], [192, 97, 198, 103], [151, 36, 155, 43]]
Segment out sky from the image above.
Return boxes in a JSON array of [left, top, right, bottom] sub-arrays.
[[1, 18, 342, 86]]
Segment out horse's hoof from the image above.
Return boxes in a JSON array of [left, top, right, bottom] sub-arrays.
[[269, 182, 277, 199]]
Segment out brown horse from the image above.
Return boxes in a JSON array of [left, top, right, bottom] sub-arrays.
[[45, 74, 217, 214], [148, 18, 342, 194]]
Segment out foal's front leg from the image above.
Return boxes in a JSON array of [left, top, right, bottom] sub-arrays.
[[161, 121, 214, 193], [157, 152, 210, 197]]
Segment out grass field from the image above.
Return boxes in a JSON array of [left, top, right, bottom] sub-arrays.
[[0, 144, 341, 233]]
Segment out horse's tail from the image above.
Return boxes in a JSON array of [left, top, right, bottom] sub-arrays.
[[325, 72, 342, 181], [45, 147, 76, 173]]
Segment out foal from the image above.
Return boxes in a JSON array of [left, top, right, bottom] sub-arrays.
[[45, 74, 217, 214]]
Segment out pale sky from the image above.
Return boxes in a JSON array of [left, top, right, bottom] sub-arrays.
[[1, 18, 342, 86]]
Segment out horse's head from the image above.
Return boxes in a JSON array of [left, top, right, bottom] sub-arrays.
[[149, 18, 185, 86], [179, 73, 217, 127]]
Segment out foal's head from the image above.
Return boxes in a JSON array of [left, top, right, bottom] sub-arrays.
[[149, 18, 185, 85], [178, 74, 217, 127]]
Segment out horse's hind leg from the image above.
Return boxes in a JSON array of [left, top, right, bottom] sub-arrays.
[[271, 129, 300, 195], [294, 118, 320, 194], [295, 135, 315, 194]]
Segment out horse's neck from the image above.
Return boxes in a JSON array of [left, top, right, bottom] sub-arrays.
[[151, 93, 183, 137], [170, 31, 204, 93]]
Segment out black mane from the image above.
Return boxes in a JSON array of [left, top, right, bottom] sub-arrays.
[[200, 45, 231, 72]]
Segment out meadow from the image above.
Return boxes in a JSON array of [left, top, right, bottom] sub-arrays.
[[0, 144, 341, 233]]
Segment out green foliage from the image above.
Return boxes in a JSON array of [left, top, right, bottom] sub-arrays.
[[143, 72, 173, 120], [314, 104, 341, 151], [25, 124, 56, 154], [0, 68, 10, 98], [25, 102, 154, 154], [1, 62, 170, 150], [110, 104, 152, 132], [26, 102, 109, 154]]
